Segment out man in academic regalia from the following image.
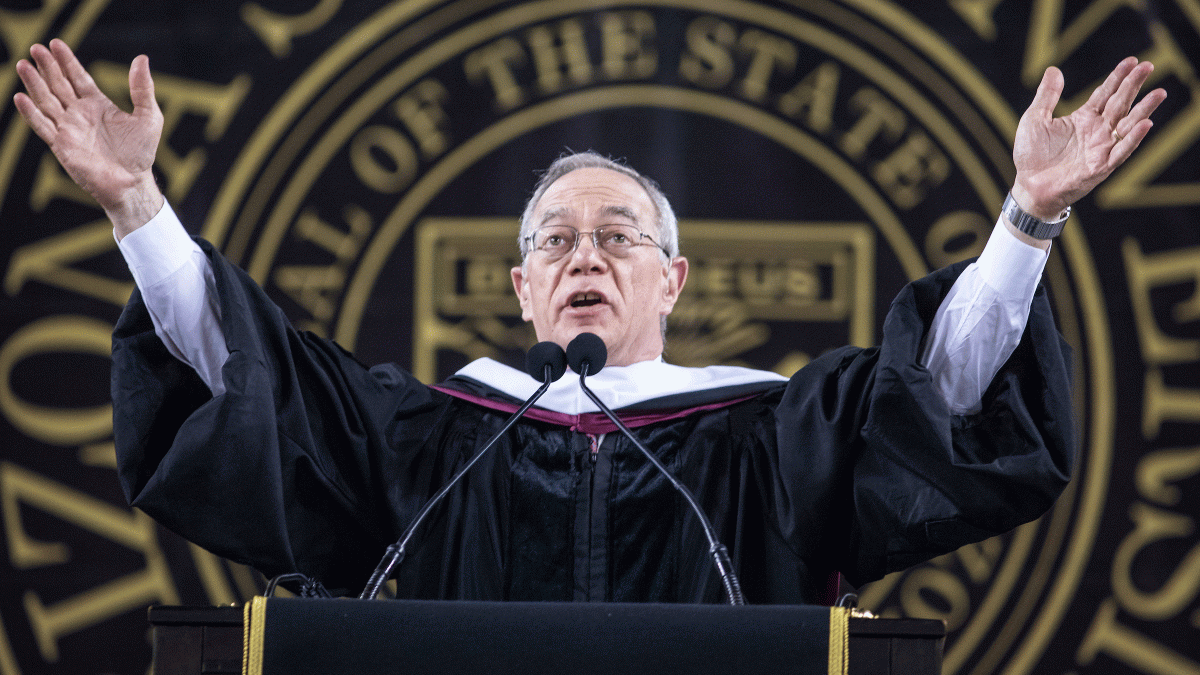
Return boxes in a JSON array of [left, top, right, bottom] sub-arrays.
[[15, 41, 1165, 602]]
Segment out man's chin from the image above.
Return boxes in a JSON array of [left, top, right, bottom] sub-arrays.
[[545, 328, 661, 367], [541, 327, 619, 364], [559, 327, 611, 348]]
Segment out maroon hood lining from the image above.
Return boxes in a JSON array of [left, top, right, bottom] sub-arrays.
[[429, 385, 761, 434]]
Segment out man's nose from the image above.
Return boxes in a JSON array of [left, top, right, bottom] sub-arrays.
[[568, 232, 606, 270]]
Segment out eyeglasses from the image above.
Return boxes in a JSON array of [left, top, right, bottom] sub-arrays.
[[524, 224, 669, 261]]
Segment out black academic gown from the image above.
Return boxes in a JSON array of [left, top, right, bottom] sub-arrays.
[[111, 240, 1074, 603]]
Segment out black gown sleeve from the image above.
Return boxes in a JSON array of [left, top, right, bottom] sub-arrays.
[[111, 239, 449, 595], [771, 260, 1075, 587]]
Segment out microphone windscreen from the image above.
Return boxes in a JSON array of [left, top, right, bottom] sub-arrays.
[[566, 333, 607, 375], [526, 341, 567, 382]]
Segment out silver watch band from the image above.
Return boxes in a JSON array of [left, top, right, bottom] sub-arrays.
[[1002, 193, 1070, 240]]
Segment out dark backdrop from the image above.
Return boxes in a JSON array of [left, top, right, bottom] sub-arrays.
[[1, 1, 1197, 673]]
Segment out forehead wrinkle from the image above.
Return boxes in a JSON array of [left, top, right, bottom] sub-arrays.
[[539, 205, 572, 226], [600, 205, 639, 224], [538, 204, 640, 227], [540, 200, 643, 227]]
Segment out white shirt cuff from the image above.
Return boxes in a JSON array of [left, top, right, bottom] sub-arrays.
[[974, 217, 1051, 298], [115, 201, 203, 289]]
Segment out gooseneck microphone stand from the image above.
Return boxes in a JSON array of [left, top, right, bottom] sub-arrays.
[[358, 342, 567, 600], [566, 333, 746, 605]]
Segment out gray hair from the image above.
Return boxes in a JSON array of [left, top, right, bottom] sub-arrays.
[[518, 152, 679, 259]]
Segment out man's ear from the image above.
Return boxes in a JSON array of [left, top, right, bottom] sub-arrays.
[[660, 256, 688, 314], [511, 265, 533, 321]]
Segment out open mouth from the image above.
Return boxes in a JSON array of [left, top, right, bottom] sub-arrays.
[[569, 292, 604, 308]]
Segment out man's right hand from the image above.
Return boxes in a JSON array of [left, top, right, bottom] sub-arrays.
[[14, 39, 164, 238]]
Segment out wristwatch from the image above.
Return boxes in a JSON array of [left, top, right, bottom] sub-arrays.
[[1002, 192, 1070, 240]]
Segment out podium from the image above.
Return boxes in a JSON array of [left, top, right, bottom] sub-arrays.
[[149, 599, 944, 675]]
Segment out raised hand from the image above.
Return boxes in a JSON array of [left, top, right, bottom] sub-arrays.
[[14, 39, 164, 236], [1011, 57, 1166, 221]]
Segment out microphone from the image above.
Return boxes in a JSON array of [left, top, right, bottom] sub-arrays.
[[565, 331, 606, 376], [566, 333, 747, 605], [359, 342, 567, 599]]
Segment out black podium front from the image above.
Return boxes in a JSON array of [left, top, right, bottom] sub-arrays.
[[149, 600, 944, 675]]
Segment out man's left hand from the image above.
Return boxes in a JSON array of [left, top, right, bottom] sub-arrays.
[[1011, 57, 1166, 221]]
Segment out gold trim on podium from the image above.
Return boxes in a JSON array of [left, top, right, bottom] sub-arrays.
[[829, 606, 849, 675], [243, 596, 268, 675]]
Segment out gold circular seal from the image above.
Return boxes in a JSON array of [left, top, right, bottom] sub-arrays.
[[2, 2, 1150, 673], [206, 4, 1110, 673]]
